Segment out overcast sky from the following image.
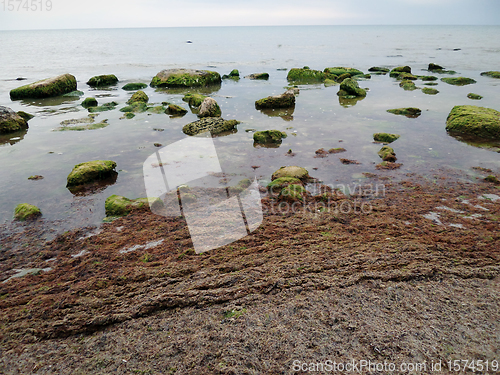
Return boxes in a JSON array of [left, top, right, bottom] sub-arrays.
[[0, 0, 499, 30]]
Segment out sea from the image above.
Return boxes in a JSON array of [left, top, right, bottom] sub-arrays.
[[0, 25, 499, 231]]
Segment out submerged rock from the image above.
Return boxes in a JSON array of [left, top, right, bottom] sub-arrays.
[[271, 166, 309, 181], [337, 78, 367, 97], [197, 97, 221, 118], [245, 73, 269, 80], [81, 97, 98, 108], [0, 106, 28, 134], [420, 76, 438, 81], [66, 160, 117, 187], [119, 102, 147, 113], [373, 133, 400, 143], [16, 111, 34, 121], [441, 77, 476, 86], [10, 73, 77, 99], [88, 101, 119, 113], [150, 69, 221, 88], [287, 67, 325, 83], [387, 107, 421, 118], [480, 71, 500, 79], [253, 130, 287, 145], [122, 82, 148, 91], [446, 105, 500, 140], [182, 117, 239, 136], [87, 74, 118, 87], [255, 90, 295, 109], [182, 93, 207, 108], [14, 203, 41, 221], [467, 93, 483, 100]]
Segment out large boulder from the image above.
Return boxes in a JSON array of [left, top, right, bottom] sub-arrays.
[[337, 78, 367, 97], [446, 105, 500, 140], [255, 90, 295, 109], [66, 160, 117, 187], [182, 117, 239, 136], [197, 97, 221, 118], [10, 73, 77, 100], [150, 69, 221, 88], [0, 106, 28, 134]]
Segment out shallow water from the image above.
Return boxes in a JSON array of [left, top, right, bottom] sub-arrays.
[[0, 26, 499, 230]]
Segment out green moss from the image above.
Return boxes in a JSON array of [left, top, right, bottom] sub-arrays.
[[441, 77, 476, 86], [328, 147, 346, 154], [389, 66, 411, 78], [324, 79, 338, 87], [124, 112, 135, 119], [222, 69, 240, 80], [373, 133, 400, 143], [88, 101, 118, 113], [10, 73, 77, 99], [324, 67, 364, 77], [272, 166, 309, 181], [387, 107, 421, 118], [182, 93, 207, 107], [480, 71, 500, 79], [267, 177, 302, 194], [81, 97, 98, 108], [150, 69, 221, 88], [165, 104, 188, 116], [122, 82, 148, 90], [467, 93, 483, 100], [280, 184, 307, 202], [485, 175, 500, 184], [255, 91, 295, 109], [66, 160, 117, 187], [397, 72, 417, 80], [337, 78, 366, 97], [368, 67, 390, 73], [119, 102, 148, 113], [147, 105, 167, 114], [105, 195, 147, 217], [127, 90, 149, 104], [378, 145, 397, 162], [422, 87, 439, 95], [446, 105, 500, 140], [86, 74, 118, 87], [253, 130, 287, 144], [62, 90, 84, 97], [420, 75, 438, 81], [399, 80, 418, 90], [14, 203, 41, 221], [287, 68, 325, 83]]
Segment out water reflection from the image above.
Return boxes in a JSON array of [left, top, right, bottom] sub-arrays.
[[0, 128, 28, 146], [447, 132, 500, 152], [338, 95, 365, 108], [66, 173, 118, 196], [258, 107, 295, 121]]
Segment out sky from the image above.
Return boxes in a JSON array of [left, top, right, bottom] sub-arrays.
[[0, 0, 499, 30]]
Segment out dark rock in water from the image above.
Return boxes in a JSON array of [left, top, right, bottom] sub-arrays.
[[10, 73, 77, 99], [16, 111, 34, 121], [387, 107, 421, 118], [480, 71, 500, 79], [441, 77, 476, 86], [446, 105, 500, 140], [255, 90, 295, 109], [287, 67, 325, 83], [337, 78, 366, 97], [253, 130, 287, 145], [165, 104, 188, 116], [81, 97, 98, 108], [127, 90, 149, 104], [66, 160, 118, 187], [428, 63, 444, 71], [245, 72, 269, 80], [122, 82, 148, 91], [14, 203, 42, 221], [87, 74, 118, 87], [328, 147, 346, 154], [0, 106, 28, 134], [150, 69, 221, 88], [373, 133, 400, 143], [467, 93, 483, 100], [453, 48, 461, 51], [197, 97, 221, 118], [182, 117, 239, 136], [16, 77, 27, 81]]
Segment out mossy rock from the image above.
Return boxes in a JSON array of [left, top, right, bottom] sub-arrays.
[[88, 101, 119, 113], [222, 69, 240, 80], [271, 166, 309, 181], [324, 79, 338, 87], [324, 67, 364, 77], [389, 66, 411, 78], [378, 145, 397, 162], [56, 119, 109, 131], [267, 177, 302, 194], [198, 97, 221, 118], [467, 93, 483, 100], [485, 175, 500, 184], [122, 82, 148, 91], [66, 160, 117, 187], [279, 184, 308, 202], [399, 80, 418, 91], [0, 106, 28, 134], [10, 73, 77, 99], [104, 195, 148, 217], [337, 78, 366, 97], [128, 90, 149, 104], [165, 104, 188, 116], [81, 97, 98, 108], [182, 93, 207, 107], [446, 105, 500, 140], [14, 203, 41, 221], [150, 69, 221, 88], [255, 90, 295, 109], [16, 111, 34, 122], [253, 130, 287, 145], [182, 118, 239, 136], [428, 63, 444, 71], [480, 71, 500, 79], [373, 133, 400, 143], [287, 68, 325, 83], [420, 75, 438, 81], [124, 112, 135, 119], [397, 72, 417, 81], [87, 74, 118, 87], [245, 73, 269, 80], [368, 67, 390, 73], [387, 107, 421, 118], [119, 102, 148, 113], [422, 87, 439, 95], [441, 77, 476, 86], [336, 73, 351, 83]]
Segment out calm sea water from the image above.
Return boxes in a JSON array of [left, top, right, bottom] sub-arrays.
[[0, 25, 499, 229]]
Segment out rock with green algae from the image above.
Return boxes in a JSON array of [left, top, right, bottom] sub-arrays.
[[87, 74, 118, 87], [279, 184, 308, 202], [387, 107, 421, 118], [324, 67, 364, 78], [182, 93, 207, 108], [271, 166, 310, 181], [378, 145, 397, 162], [66, 160, 117, 187], [484, 175, 500, 184], [10, 73, 77, 99], [396, 72, 417, 81], [368, 67, 390, 73], [81, 97, 98, 108], [480, 71, 500, 79], [88, 101, 119, 113], [245, 73, 269, 80], [122, 82, 147, 91], [441, 77, 476, 86], [373, 133, 400, 143], [222, 69, 240, 80], [127, 90, 148, 104], [399, 80, 418, 91], [0, 106, 28, 134], [389, 66, 412, 78], [428, 63, 444, 71], [165, 104, 188, 116], [197, 97, 221, 118], [287, 67, 326, 83], [420, 75, 438, 81], [337, 78, 366, 97], [255, 90, 295, 109], [14, 203, 41, 221], [62, 90, 84, 97], [446, 105, 500, 140], [150, 69, 221, 88], [119, 102, 147, 113], [422, 87, 439, 95], [253, 130, 287, 145], [182, 117, 239, 136], [467, 93, 483, 100], [267, 177, 302, 195], [104, 195, 156, 217]]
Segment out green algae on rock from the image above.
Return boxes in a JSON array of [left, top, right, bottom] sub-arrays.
[[105, 195, 150, 217], [87, 74, 118, 87], [420, 75, 438, 81], [271, 166, 310, 181], [88, 101, 119, 113], [14, 203, 42, 221], [253, 130, 287, 145], [66, 160, 117, 187], [422, 87, 439, 95], [368, 67, 390, 73], [182, 118, 239, 136], [267, 177, 302, 195], [324, 67, 364, 78], [399, 80, 418, 91], [337, 78, 367, 97], [255, 90, 295, 109], [0, 106, 28, 134], [10, 73, 77, 100], [441, 77, 476, 86], [122, 82, 148, 91], [373, 133, 400, 144], [279, 184, 308, 202], [428, 63, 444, 71], [127, 90, 148, 104], [378, 145, 397, 162], [182, 93, 207, 108], [119, 102, 148, 113], [389, 66, 411, 78], [150, 69, 221, 88], [480, 71, 500, 79], [287, 67, 326, 84], [165, 104, 188, 117], [387, 107, 421, 118], [467, 93, 483, 100], [222, 69, 240, 80], [446, 105, 500, 140], [81, 97, 98, 108], [16, 111, 34, 121]]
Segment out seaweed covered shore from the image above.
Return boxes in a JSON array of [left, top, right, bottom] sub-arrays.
[[1, 168, 499, 374]]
